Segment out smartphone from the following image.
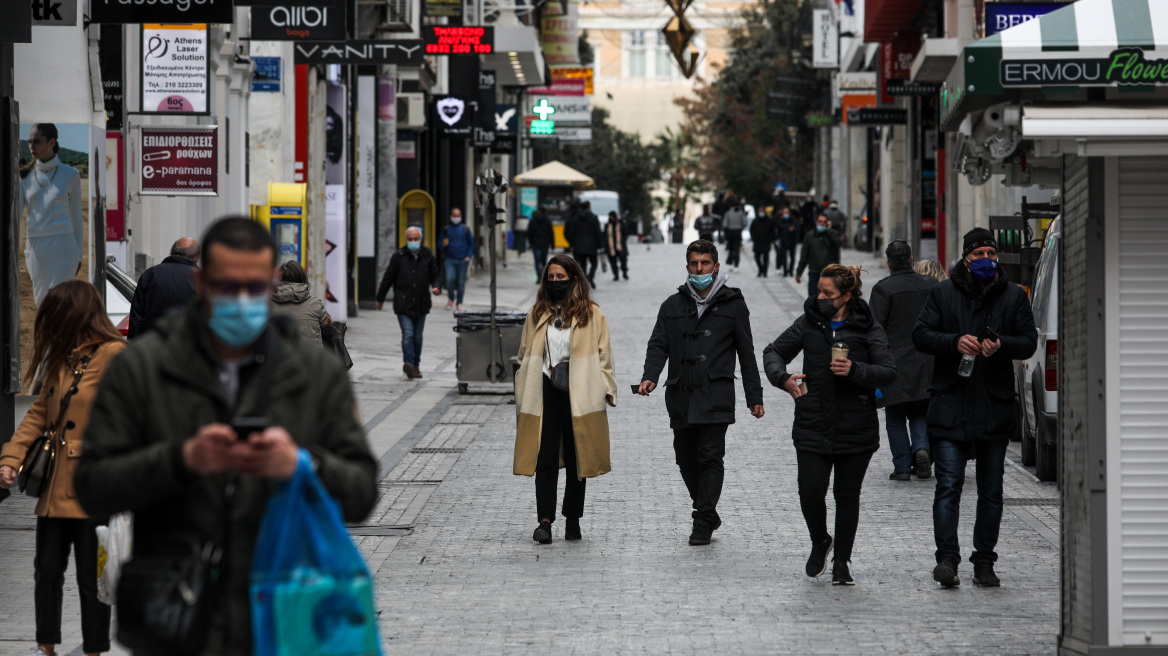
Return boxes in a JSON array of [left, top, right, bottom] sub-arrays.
[[631, 384, 641, 394], [980, 326, 1000, 342], [232, 417, 269, 441]]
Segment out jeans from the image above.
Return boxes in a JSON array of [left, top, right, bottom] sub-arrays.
[[536, 376, 585, 520], [532, 247, 548, 280], [724, 230, 743, 267], [445, 258, 470, 304], [796, 450, 873, 563], [574, 253, 598, 285], [673, 423, 728, 527], [607, 251, 628, 279], [35, 517, 111, 653], [806, 270, 821, 298], [932, 437, 1008, 565], [885, 400, 930, 473], [776, 242, 796, 275], [397, 314, 426, 368], [754, 249, 769, 275]]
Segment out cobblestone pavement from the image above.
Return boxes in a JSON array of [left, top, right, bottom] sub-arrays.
[[0, 243, 1059, 655]]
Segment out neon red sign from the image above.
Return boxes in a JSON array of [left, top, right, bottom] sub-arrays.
[[424, 26, 494, 55]]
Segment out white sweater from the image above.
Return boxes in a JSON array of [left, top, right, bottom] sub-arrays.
[[21, 156, 83, 244]]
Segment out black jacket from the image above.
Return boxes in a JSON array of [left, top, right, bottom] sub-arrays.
[[796, 229, 842, 277], [763, 297, 897, 455], [376, 246, 443, 316], [642, 282, 764, 428], [912, 264, 1037, 441], [527, 211, 554, 249], [750, 214, 775, 251], [774, 215, 800, 246], [603, 217, 631, 256], [869, 268, 938, 406], [128, 255, 198, 339], [565, 211, 602, 255]]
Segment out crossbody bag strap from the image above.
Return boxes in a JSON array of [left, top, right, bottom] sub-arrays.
[[48, 348, 96, 445]]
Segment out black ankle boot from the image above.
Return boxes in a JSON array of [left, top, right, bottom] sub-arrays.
[[565, 517, 581, 541], [532, 520, 552, 544]]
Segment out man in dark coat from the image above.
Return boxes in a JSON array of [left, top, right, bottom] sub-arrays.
[[638, 239, 765, 546], [749, 208, 774, 277], [564, 200, 602, 288], [526, 207, 554, 283], [603, 211, 630, 281], [913, 227, 1037, 589], [127, 237, 200, 338], [773, 208, 800, 277], [796, 214, 842, 298], [376, 226, 443, 379], [870, 240, 938, 481], [694, 204, 717, 242]]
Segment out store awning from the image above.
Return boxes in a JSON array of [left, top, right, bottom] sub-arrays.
[[481, 25, 546, 88], [513, 161, 595, 188], [941, 0, 1168, 130]]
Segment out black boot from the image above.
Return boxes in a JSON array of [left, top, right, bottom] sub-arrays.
[[565, 517, 582, 541], [532, 520, 552, 544]]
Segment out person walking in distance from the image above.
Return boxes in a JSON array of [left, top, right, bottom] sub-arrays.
[[694, 204, 717, 242], [377, 226, 443, 379], [774, 208, 800, 277], [0, 281, 125, 656], [513, 254, 616, 543], [750, 206, 775, 278], [721, 199, 748, 271], [128, 237, 200, 338], [763, 265, 896, 585], [270, 260, 330, 341], [913, 228, 1037, 588], [796, 213, 842, 298], [604, 211, 630, 282], [914, 258, 948, 282], [564, 200, 602, 289], [638, 239, 765, 546], [869, 240, 938, 481], [526, 206, 554, 283], [440, 208, 474, 311]]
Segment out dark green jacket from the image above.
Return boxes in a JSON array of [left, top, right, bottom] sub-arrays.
[[796, 228, 842, 277], [75, 306, 377, 656]]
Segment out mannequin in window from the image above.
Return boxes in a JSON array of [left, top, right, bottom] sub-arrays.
[[21, 123, 83, 307]]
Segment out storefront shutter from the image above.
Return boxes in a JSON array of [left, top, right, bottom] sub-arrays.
[[1116, 155, 1168, 645]]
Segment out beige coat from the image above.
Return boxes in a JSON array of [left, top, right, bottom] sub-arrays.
[[514, 305, 616, 478], [1, 339, 126, 518]]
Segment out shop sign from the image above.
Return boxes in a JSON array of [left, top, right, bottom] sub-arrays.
[[804, 112, 835, 128], [840, 94, 876, 124], [31, 0, 77, 26], [139, 125, 218, 196], [554, 126, 591, 143], [251, 56, 280, 92], [474, 69, 497, 147], [141, 24, 209, 114], [539, 0, 579, 66], [293, 40, 424, 65], [528, 79, 585, 96], [434, 95, 472, 139], [1001, 48, 1168, 87], [100, 27, 124, 129], [551, 66, 593, 94], [528, 96, 590, 123], [494, 104, 518, 134], [812, 9, 838, 69], [105, 131, 125, 239], [837, 72, 877, 95], [0, 0, 32, 41], [985, 2, 1069, 37], [424, 26, 494, 55], [846, 108, 907, 125], [251, 0, 345, 41], [91, 0, 233, 24], [886, 79, 940, 96], [422, 0, 461, 18]]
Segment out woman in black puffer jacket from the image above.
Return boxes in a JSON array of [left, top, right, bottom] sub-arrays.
[[763, 264, 896, 586]]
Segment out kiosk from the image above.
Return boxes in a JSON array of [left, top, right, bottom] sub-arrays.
[[513, 161, 595, 249]]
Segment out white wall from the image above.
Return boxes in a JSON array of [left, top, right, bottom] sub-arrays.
[[247, 41, 297, 207]]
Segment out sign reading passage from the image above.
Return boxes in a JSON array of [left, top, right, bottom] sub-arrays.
[[91, 0, 233, 24], [139, 126, 218, 196], [424, 26, 494, 55], [141, 24, 209, 114]]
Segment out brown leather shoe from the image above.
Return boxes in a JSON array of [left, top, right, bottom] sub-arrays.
[[412, 366, 422, 378]]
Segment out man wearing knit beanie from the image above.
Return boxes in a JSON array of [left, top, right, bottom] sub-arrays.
[[912, 227, 1037, 589]]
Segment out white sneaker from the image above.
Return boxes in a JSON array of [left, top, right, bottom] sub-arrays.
[[30, 648, 50, 656]]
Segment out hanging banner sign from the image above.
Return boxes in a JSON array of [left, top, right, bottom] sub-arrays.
[[550, 66, 593, 94], [105, 131, 125, 239], [539, 0, 579, 66], [433, 95, 472, 139], [139, 125, 218, 196], [846, 108, 907, 125], [251, 0, 346, 41], [141, 24, 210, 114], [528, 96, 591, 123], [91, 0, 233, 24], [424, 26, 494, 55], [837, 72, 877, 95], [100, 27, 124, 128], [812, 9, 838, 69], [528, 79, 584, 96], [422, 0, 460, 18], [292, 40, 424, 65], [985, 2, 1069, 36], [32, 0, 78, 25]]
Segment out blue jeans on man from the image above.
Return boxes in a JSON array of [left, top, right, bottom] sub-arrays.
[[397, 314, 426, 369], [806, 270, 821, 298], [932, 437, 1008, 565], [445, 258, 470, 305], [885, 399, 929, 474], [532, 247, 548, 280]]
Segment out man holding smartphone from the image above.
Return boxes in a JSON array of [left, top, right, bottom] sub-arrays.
[[912, 228, 1036, 589]]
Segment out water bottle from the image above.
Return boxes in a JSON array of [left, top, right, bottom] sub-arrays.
[[958, 354, 976, 378]]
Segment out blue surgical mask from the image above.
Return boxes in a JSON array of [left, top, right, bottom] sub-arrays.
[[688, 273, 714, 290], [816, 225, 828, 233], [968, 257, 998, 282], [407, 241, 421, 252], [208, 295, 269, 349]]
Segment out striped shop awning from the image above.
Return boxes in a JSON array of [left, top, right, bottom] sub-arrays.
[[940, 0, 1168, 130]]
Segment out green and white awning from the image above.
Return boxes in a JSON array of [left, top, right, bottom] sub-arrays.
[[941, 0, 1168, 130]]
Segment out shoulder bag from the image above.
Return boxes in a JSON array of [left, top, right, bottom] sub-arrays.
[[322, 323, 354, 370], [545, 329, 570, 393], [18, 350, 94, 497]]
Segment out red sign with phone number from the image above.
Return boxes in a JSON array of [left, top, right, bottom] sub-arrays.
[[139, 126, 219, 196], [424, 26, 493, 55]]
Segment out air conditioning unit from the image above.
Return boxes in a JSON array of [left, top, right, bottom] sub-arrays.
[[397, 93, 425, 129]]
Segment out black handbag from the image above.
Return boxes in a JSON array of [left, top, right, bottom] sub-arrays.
[[18, 351, 93, 497], [321, 323, 353, 370], [545, 334, 570, 393]]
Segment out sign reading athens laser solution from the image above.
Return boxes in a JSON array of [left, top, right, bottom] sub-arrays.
[[139, 126, 218, 196], [141, 24, 209, 114]]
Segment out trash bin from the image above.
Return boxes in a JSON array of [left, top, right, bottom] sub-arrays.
[[454, 310, 527, 393]]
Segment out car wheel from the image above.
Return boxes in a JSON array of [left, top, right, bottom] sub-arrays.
[[1011, 392, 1024, 443], [1020, 393, 1037, 466], [1034, 414, 1058, 482]]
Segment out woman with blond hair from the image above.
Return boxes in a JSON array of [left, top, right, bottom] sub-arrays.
[[763, 264, 896, 585], [914, 258, 948, 281], [513, 254, 616, 544]]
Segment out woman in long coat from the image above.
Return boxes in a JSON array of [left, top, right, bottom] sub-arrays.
[[514, 254, 616, 544]]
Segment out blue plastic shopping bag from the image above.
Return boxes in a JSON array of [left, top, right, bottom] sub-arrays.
[[250, 450, 382, 656]]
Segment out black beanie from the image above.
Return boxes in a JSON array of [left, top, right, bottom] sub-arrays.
[[962, 227, 997, 257]]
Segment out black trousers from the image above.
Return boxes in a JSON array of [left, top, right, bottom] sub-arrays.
[[796, 450, 873, 563], [573, 253, 598, 284], [754, 248, 770, 275], [776, 242, 796, 275], [536, 376, 586, 521], [607, 251, 628, 279], [673, 423, 728, 527], [724, 230, 743, 266], [35, 516, 111, 652]]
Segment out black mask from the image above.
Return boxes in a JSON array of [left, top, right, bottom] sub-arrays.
[[816, 298, 839, 318], [547, 280, 572, 302]]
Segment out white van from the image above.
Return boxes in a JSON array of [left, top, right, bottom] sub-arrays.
[[1014, 217, 1060, 482]]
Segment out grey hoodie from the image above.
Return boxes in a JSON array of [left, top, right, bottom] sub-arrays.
[[686, 269, 730, 319], [271, 282, 329, 342]]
